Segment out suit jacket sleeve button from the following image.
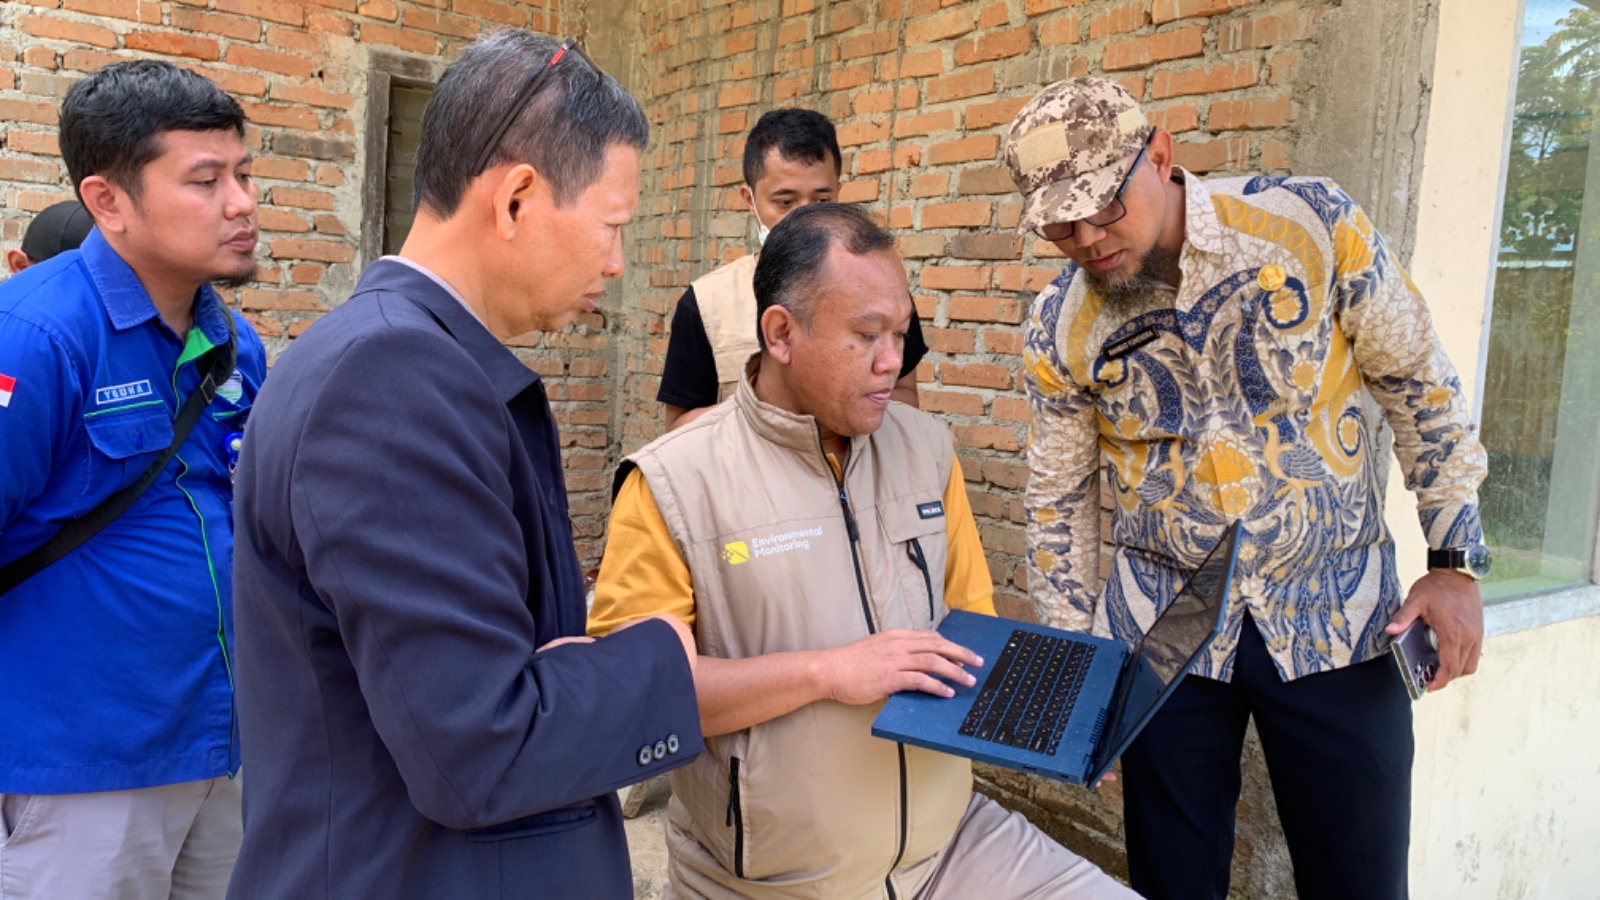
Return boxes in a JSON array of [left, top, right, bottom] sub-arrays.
[[653, 741, 668, 760], [666, 734, 680, 754], [638, 746, 653, 766]]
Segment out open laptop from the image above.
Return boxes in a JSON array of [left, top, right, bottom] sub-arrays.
[[872, 522, 1240, 788]]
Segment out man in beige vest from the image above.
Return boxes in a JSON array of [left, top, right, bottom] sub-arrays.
[[592, 203, 1135, 899], [657, 108, 924, 431]]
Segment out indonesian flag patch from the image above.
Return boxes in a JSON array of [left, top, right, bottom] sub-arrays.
[[0, 372, 14, 408]]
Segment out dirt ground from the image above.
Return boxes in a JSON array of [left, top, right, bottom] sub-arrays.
[[622, 776, 672, 899]]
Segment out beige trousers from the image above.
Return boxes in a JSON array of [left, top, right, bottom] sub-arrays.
[[662, 792, 1139, 899], [0, 775, 242, 900], [915, 793, 1139, 899]]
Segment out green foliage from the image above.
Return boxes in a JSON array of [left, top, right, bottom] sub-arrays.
[[1501, 7, 1599, 258]]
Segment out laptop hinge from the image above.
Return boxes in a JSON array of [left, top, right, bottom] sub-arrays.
[[1086, 651, 1138, 782], [1083, 706, 1109, 773]]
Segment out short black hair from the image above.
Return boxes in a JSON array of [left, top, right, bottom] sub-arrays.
[[413, 30, 649, 217], [752, 203, 895, 349], [743, 108, 842, 187], [60, 60, 246, 203]]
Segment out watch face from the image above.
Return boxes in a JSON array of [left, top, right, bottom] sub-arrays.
[[1465, 543, 1493, 579]]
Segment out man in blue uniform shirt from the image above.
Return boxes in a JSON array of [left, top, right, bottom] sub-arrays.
[[0, 61, 265, 899], [228, 30, 702, 900]]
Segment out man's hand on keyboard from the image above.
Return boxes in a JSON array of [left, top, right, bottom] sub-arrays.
[[822, 629, 982, 705]]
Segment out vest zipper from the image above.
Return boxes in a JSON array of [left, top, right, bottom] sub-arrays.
[[886, 743, 909, 900], [906, 537, 933, 622], [820, 431, 876, 636], [818, 429, 906, 899], [726, 756, 746, 878]]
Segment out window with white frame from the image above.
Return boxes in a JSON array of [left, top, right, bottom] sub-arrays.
[[1479, 0, 1600, 600]]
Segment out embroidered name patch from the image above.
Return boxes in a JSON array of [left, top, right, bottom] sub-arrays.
[[917, 501, 945, 520], [1103, 328, 1158, 360], [96, 380, 153, 406]]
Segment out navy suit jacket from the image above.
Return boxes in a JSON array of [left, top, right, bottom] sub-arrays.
[[229, 260, 701, 899]]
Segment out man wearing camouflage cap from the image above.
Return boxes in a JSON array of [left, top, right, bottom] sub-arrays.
[[1006, 78, 1489, 900]]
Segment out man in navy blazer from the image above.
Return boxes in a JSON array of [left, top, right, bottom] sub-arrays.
[[229, 31, 702, 899]]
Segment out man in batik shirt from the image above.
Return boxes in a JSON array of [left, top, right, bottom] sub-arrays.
[[1005, 78, 1489, 900]]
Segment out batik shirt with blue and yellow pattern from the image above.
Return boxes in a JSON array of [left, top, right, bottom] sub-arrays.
[[1023, 169, 1488, 681]]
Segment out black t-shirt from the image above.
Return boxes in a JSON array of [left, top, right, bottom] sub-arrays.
[[656, 286, 930, 409]]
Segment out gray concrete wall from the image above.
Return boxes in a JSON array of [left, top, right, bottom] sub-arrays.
[[1295, 0, 1442, 263]]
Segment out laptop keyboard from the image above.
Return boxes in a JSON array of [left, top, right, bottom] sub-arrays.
[[957, 630, 1096, 756]]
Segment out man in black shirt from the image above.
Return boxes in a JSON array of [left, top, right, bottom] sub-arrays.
[[658, 108, 926, 430]]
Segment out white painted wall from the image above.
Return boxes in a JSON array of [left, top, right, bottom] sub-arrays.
[[1409, 614, 1600, 899]]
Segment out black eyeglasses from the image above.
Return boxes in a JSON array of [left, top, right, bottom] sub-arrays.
[[471, 38, 598, 176], [1033, 140, 1150, 243]]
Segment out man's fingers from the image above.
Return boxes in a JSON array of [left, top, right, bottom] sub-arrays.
[[908, 651, 977, 688], [923, 636, 983, 669], [1385, 595, 1424, 635], [1429, 619, 1473, 692], [1427, 624, 1482, 693], [1462, 637, 1482, 676], [872, 630, 984, 668], [898, 671, 956, 698]]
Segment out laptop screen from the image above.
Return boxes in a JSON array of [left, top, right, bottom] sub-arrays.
[[1087, 522, 1240, 784]]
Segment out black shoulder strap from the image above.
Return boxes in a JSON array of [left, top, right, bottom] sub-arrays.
[[0, 311, 238, 597]]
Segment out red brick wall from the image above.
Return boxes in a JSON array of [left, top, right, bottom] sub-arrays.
[[0, 0, 1329, 579], [0, 0, 628, 563], [622, 0, 1325, 620]]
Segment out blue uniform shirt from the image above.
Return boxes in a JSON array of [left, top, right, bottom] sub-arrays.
[[0, 228, 266, 794]]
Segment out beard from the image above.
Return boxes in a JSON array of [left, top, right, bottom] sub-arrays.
[[1083, 244, 1180, 308], [212, 263, 258, 290]]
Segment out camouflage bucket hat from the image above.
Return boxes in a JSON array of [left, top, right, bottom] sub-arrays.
[[1005, 78, 1155, 235]]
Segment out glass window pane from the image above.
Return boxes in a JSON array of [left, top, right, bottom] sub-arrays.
[[1479, 0, 1600, 600]]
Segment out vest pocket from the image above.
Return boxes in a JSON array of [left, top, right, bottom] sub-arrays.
[[880, 500, 950, 628], [906, 538, 933, 621]]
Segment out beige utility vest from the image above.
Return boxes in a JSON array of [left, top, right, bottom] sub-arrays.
[[627, 373, 972, 899], [691, 254, 760, 402]]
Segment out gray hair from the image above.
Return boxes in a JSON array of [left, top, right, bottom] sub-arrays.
[[412, 29, 649, 217]]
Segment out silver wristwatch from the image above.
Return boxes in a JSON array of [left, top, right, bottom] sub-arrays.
[[1427, 542, 1492, 581]]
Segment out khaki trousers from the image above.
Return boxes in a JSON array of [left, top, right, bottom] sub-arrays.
[[914, 794, 1138, 900], [663, 793, 1139, 899], [0, 775, 241, 900]]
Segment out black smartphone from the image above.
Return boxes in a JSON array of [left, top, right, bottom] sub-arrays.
[[1390, 620, 1439, 700]]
